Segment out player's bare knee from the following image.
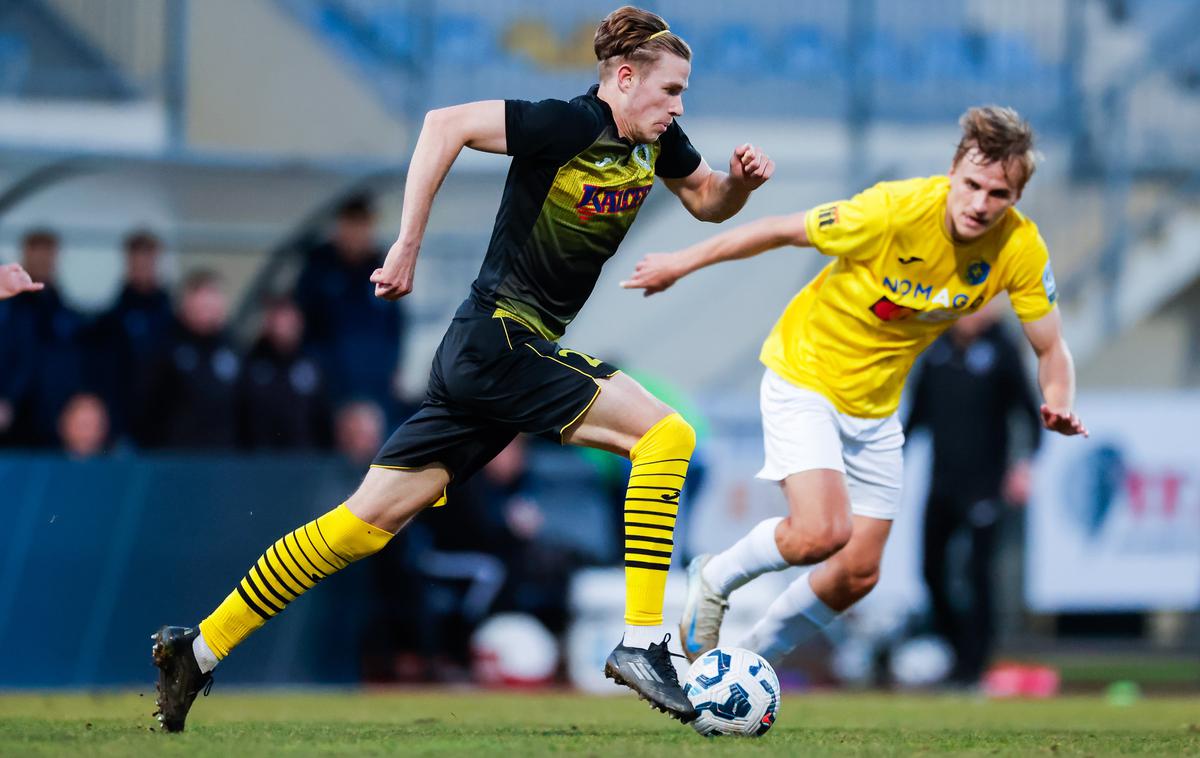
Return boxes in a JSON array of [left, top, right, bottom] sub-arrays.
[[345, 469, 444, 533], [776, 516, 852, 565], [846, 569, 880, 602], [835, 562, 881, 603]]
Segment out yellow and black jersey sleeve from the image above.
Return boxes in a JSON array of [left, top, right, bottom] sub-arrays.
[[505, 98, 601, 164], [654, 120, 701, 179], [804, 182, 892, 260]]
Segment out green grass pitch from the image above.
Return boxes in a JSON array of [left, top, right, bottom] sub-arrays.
[[0, 691, 1196, 756]]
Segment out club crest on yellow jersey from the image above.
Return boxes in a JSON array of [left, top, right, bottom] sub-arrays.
[[966, 260, 990, 285]]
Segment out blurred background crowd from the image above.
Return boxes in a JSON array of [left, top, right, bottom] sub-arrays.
[[0, 196, 406, 457], [0, 0, 1196, 695]]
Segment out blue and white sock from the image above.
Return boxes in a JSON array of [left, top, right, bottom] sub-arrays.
[[738, 572, 838, 665]]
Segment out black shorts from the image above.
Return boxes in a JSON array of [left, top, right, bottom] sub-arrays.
[[373, 307, 618, 484]]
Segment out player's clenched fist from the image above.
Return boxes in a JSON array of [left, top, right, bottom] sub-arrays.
[[621, 252, 685, 297], [729, 143, 774, 190], [371, 242, 416, 301], [370, 266, 413, 301], [0, 263, 43, 300]]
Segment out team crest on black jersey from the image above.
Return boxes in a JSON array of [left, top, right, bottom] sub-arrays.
[[632, 144, 653, 171], [575, 183, 652, 221]]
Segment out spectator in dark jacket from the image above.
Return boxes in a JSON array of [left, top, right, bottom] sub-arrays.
[[140, 270, 240, 450], [238, 295, 330, 450], [906, 306, 1042, 686], [0, 229, 87, 447], [89, 229, 174, 442], [295, 194, 406, 412]]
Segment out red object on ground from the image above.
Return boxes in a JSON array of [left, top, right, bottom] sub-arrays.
[[983, 663, 1061, 698]]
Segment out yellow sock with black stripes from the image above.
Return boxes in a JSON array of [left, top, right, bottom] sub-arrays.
[[623, 412, 696, 646], [196, 504, 393, 666]]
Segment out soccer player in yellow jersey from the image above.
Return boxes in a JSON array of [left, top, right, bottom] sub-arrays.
[[622, 106, 1088, 664]]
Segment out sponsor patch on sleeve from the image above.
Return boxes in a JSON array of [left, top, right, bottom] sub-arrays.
[[1042, 262, 1058, 304], [816, 204, 839, 229]]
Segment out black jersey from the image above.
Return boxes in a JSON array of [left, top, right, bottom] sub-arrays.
[[465, 85, 702, 339]]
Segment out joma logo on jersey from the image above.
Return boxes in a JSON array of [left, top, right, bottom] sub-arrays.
[[575, 183, 652, 220]]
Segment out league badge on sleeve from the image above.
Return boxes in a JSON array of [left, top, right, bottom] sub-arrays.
[[816, 205, 839, 229], [1042, 262, 1058, 304]]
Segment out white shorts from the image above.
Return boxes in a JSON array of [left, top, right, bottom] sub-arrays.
[[756, 368, 905, 520]]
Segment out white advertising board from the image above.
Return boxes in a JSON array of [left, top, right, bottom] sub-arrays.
[[1026, 393, 1200, 612]]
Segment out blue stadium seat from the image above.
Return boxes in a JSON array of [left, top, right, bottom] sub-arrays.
[[433, 15, 495, 68], [985, 32, 1044, 81], [367, 7, 419, 62], [859, 30, 909, 83], [0, 33, 30, 95], [666, 21, 696, 49], [779, 25, 840, 79], [705, 24, 770, 75], [316, 5, 359, 49], [912, 29, 985, 83]]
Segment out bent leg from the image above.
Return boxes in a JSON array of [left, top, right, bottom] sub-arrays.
[[562, 371, 700, 719], [741, 516, 892, 664], [807, 515, 892, 611], [701, 469, 852, 600], [197, 464, 449, 664], [563, 372, 695, 638], [702, 370, 853, 598]]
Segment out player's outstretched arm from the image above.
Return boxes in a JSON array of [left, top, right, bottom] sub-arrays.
[[621, 211, 808, 296], [662, 143, 774, 223], [0, 263, 44, 300], [1021, 308, 1088, 437], [372, 101, 507, 301]]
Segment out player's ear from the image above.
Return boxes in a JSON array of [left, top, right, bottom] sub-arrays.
[[616, 61, 636, 92]]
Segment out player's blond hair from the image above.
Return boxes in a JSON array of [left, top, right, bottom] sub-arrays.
[[594, 6, 690, 78], [953, 106, 1039, 190]]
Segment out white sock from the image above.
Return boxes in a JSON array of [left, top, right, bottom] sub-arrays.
[[623, 624, 669, 649], [738, 572, 839, 665], [702, 517, 789, 597], [192, 631, 219, 674]]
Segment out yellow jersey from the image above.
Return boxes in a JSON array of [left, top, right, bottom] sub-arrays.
[[760, 175, 1057, 418]]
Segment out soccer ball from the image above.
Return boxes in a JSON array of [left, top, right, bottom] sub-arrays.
[[682, 647, 780, 737]]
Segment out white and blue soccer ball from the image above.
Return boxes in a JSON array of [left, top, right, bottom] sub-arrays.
[[683, 647, 780, 737]]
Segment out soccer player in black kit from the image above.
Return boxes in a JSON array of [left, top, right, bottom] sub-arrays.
[[151, 6, 774, 731]]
